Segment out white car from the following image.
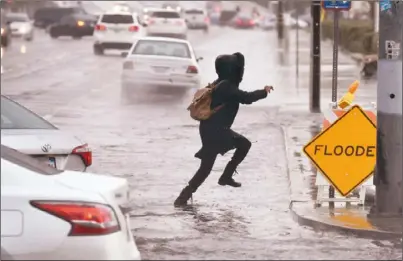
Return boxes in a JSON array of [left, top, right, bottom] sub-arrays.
[[260, 14, 276, 30], [145, 8, 187, 39], [183, 8, 209, 31], [1, 95, 91, 172], [93, 11, 146, 55], [121, 37, 202, 98], [6, 12, 34, 41], [141, 7, 159, 25], [0, 145, 141, 260], [284, 13, 308, 29]]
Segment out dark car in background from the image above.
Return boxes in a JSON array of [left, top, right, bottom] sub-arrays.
[[231, 14, 256, 29], [218, 9, 238, 26], [33, 7, 87, 29], [49, 13, 96, 39], [1, 9, 12, 47]]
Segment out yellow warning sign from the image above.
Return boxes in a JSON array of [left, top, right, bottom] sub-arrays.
[[303, 105, 377, 196]]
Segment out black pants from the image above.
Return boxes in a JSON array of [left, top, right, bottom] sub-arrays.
[[188, 135, 252, 192]]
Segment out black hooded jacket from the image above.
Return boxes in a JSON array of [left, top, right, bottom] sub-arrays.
[[195, 53, 267, 159]]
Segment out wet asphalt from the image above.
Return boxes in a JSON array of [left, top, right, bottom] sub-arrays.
[[1, 20, 401, 260]]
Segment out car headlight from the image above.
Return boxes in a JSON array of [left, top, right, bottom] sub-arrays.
[[1, 28, 4, 35]]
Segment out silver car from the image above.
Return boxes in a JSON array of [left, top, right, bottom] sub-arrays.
[[1, 95, 92, 171]]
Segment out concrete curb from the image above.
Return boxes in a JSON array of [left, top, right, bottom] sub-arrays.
[[289, 201, 402, 240], [282, 123, 401, 240]]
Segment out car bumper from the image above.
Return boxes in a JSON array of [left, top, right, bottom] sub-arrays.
[[122, 73, 200, 89], [187, 22, 208, 29], [10, 30, 32, 37], [95, 41, 133, 50], [8, 232, 141, 260], [146, 28, 186, 36]]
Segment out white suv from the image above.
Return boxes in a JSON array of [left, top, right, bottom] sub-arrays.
[[93, 11, 145, 55], [145, 8, 187, 39]]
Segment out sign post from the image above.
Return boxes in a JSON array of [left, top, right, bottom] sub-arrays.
[[320, 0, 352, 205]]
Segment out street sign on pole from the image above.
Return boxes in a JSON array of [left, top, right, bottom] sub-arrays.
[[303, 105, 377, 196], [322, 0, 352, 10]]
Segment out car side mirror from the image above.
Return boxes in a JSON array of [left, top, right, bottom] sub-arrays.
[[121, 52, 129, 57], [142, 22, 148, 27], [196, 57, 203, 62], [6, 21, 11, 25]]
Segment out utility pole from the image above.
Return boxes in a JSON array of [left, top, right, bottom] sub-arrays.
[[372, 1, 403, 216], [309, 0, 321, 113], [276, 1, 284, 43]]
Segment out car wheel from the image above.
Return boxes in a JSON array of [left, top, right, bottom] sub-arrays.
[[93, 45, 104, 55]]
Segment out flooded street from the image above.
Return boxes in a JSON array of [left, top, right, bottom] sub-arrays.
[[1, 14, 401, 260]]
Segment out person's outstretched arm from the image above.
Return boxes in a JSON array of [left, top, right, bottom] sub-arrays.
[[216, 81, 272, 105]]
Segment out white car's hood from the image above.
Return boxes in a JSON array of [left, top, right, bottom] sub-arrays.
[[1, 129, 84, 155], [54, 170, 131, 207]]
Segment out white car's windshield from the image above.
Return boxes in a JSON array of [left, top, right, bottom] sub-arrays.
[[132, 40, 191, 58], [1, 145, 63, 175], [1, 96, 57, 130]]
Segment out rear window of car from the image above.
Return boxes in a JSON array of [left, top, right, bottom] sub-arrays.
[[101, 14, 134, 24], [6, 14, 29, 22], [150, 11, 180, 19], [1, 96, 57, 130], [1, 145, 63, 175], [184, 10, 204, 15], [132, 40, 191, 58]]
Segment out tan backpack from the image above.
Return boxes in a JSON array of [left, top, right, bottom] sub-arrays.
[[187, 82, 224, 121]]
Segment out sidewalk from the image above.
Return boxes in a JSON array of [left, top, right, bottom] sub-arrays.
[[275, 27, 402, 240]]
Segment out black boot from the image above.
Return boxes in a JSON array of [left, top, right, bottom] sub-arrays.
[[174, 186, 193, 207], [218, 162, 242, 188]]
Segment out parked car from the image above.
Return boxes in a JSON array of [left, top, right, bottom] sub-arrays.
[[49, 13, 96, 39], [0, 144, 141, 260], [1, 95, 92, 172], [1, 9, 12, 47], [6, 12, 34, 41], [33, 7, 87, 29]]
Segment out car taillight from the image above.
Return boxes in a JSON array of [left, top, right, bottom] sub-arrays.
[[148, 19, 155, 25], [30, 201, 120, 236], [204, 17, 210, 23], [72, 144, 92, 167], [236, 19, 242, 25], [129, 25, 139, 32], [186, 65, 198, 74], [95, 24, 106, 31], [175, 20, 183, 26], [123, 61, 133, 69], [249, 20, 255, 25]]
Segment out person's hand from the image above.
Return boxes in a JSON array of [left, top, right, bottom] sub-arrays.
[[264, 86, 274, 93]]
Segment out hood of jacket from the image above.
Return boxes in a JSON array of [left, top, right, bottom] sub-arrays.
[[215, 52, 245, 84]]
